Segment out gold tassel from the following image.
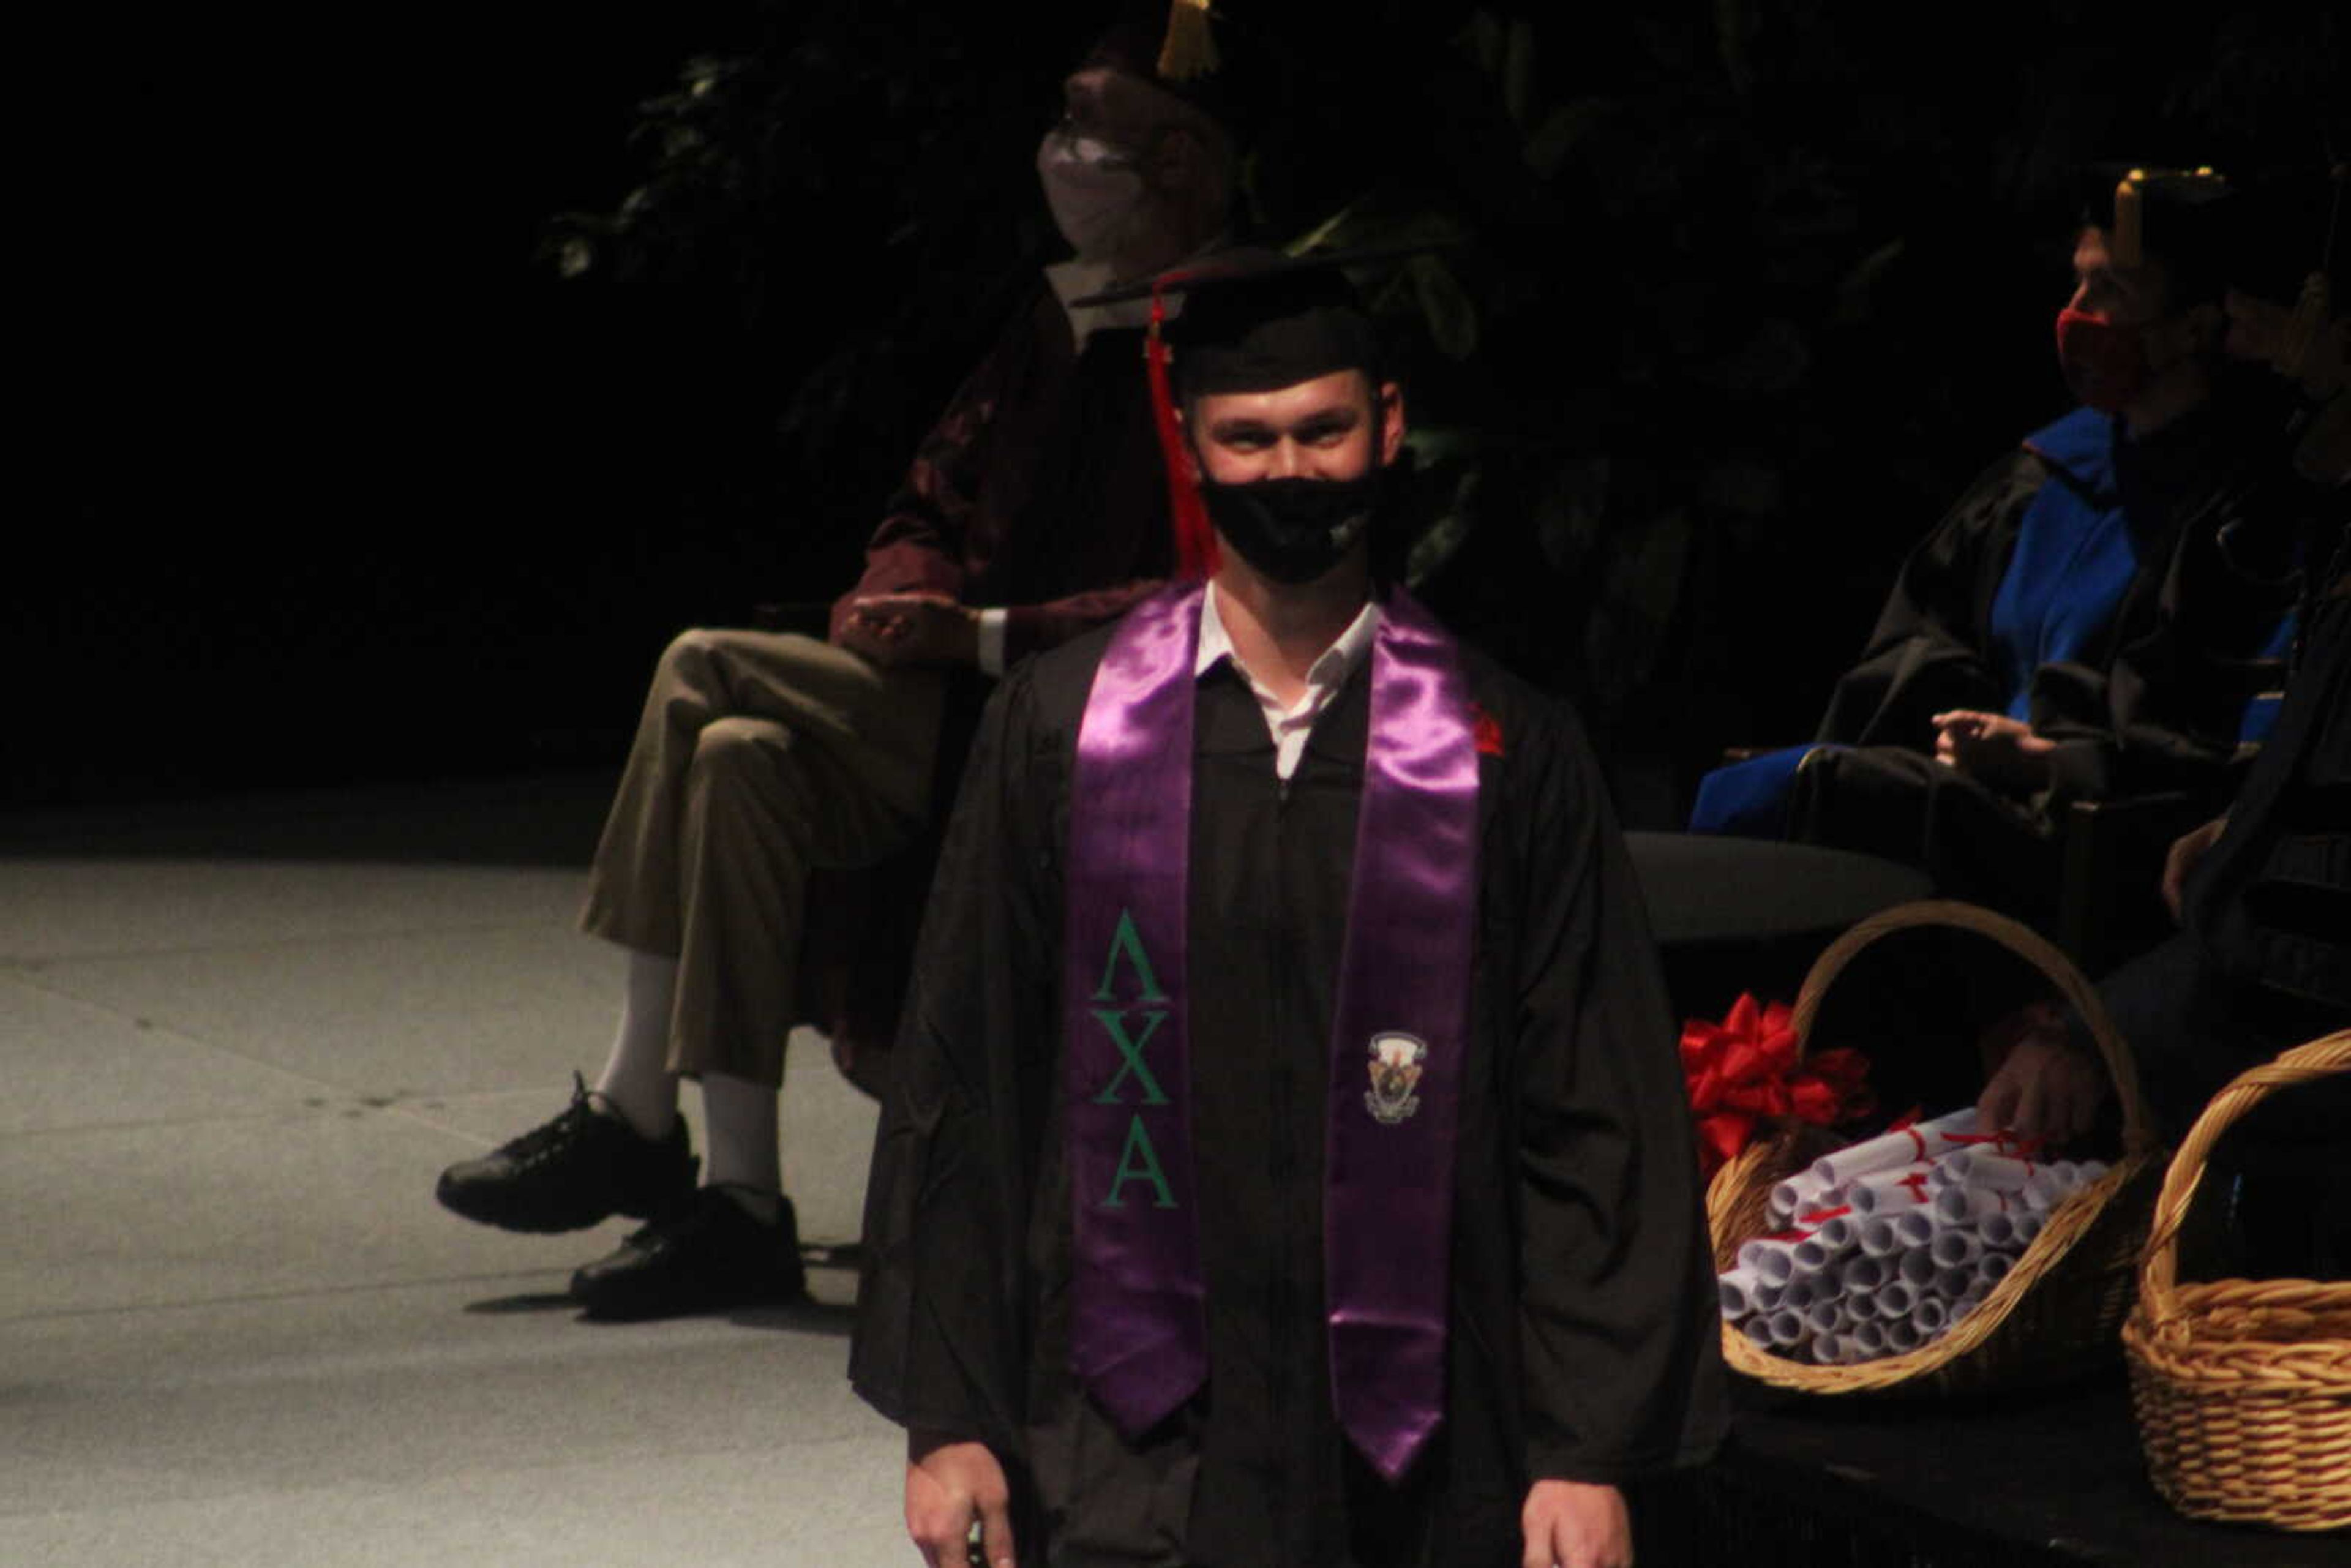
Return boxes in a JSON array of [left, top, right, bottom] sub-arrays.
[[1158, 0, 1220, 83], [2111, 170, 2145, 268]]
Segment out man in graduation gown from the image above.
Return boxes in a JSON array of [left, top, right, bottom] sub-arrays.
[[1690, 168, 2304, 926], [432, 27, 1235, 1319], [852, 256, 1727, 1568]]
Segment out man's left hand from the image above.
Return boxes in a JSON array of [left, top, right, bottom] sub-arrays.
[[1521, 1479, 1631, 1568], [1932, 709, 2057, 793], [838, 591, 980, 669]]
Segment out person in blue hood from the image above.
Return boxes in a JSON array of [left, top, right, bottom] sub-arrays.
[[1691, 166, 2311, 930]]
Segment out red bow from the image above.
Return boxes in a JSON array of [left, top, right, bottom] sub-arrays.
[[1682, 992, 1876, 1179]]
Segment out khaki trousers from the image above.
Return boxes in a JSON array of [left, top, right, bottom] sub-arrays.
[[580, 629, 944, 1086]]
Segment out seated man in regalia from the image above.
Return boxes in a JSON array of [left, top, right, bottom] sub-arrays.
[[1690, 166, 2310, 929]]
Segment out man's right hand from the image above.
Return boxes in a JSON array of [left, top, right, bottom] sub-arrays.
[[2162, 814, 2229, 924], [837, 592, 980, 669], [905, 1433, 1014, 1568]]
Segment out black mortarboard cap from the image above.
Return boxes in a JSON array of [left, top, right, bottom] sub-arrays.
[[2078, 163, 2242, 305], [1075, 244, 1434, 396], [1079, 2, 1239, 135]]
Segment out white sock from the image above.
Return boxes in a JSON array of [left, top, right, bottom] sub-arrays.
[[702, 1070, 782, 1224], [591, 951, 681, 1139]]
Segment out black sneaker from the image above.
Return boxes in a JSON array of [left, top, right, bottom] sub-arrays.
[[435, 1073, 696, 1233], [569, 1187, 808, 1321]]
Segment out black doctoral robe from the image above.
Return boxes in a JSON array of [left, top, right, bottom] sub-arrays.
[[851, 618, 1727, 1567], [1788, 403, 2302, 922]]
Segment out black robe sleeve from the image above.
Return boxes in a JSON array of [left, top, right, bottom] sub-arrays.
[[1504, 690, 1729, 1484], [1814, 454, 2042, 749], [850, 659, 1056, 1457]]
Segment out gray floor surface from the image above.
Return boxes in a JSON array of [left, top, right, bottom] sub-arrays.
[[0, 771, 911, 1568]]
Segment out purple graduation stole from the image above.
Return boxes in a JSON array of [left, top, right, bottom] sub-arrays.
[[1065, 580, 1480, 1483]]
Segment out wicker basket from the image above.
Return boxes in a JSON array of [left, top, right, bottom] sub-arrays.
[[1706, 899, 2165, 1396], [2124, 1030, 2351, 1532]]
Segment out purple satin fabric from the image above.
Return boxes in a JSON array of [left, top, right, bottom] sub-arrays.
[[1065, 583, 1209, 1438], [1065, 581, 1480, 1482], [1324, 590, 1480, 1482]]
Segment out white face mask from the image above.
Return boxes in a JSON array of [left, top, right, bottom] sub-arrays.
[[1037, 126, 1149, 262]]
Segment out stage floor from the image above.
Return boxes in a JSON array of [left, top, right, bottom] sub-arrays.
[[0, 771, 904, 1568]]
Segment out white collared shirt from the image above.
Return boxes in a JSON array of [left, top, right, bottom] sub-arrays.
[[1198, 584, 1381, 782]]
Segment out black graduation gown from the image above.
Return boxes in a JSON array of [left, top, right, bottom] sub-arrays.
[[852, 620, 1728, 1567]]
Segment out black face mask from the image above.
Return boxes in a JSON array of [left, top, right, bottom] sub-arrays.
[[1196, 470, 1383, 584]]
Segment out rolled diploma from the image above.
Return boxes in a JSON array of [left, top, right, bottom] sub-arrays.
[[1848, 1171, 1932, 1213], [1858, 1217, 1905, 1258], [1883, 1317, 1923, 1353], [1809, 1107, 1980, 1188], [1792, 1233, 1851, 1275], [1930, 1229, 1983, 1268], [1842, 1254, 1887, 1294], [2024, 1163, 2096, 1212], [1896, 1246, 1938, 1287], [1875, 1279, 1917, 1318], [1893, 1209, 1941, 1248], [1804, 1298, 1847, 1335], [1851, 1319, 1889, 1357], [1976, 1251, 2014, 1289], [1741, 1315, 1777, 1346], [1979, 1211, 2019, 1249], [1935, 1185, 2009, 1225], [1770, 1171, 1835, 1221], [1915, 1296, 1949, 1332], [2012, 1212, 2045, 1248], [1934, 1264, 1973, 1299], [1938, 1150, 2037, 1191], [1738, 1237, 1800, 1284], [1766, 1309, 1807, 1346], [1718, 1266, 1764, 1318]]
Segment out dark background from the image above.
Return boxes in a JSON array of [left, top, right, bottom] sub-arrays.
[[19, 1, 2344, 821]]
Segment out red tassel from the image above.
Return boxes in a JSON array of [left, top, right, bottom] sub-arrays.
[[1147, 289, 1218, 580]]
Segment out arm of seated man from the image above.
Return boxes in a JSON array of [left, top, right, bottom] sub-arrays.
[[837, 591, 984, 669]]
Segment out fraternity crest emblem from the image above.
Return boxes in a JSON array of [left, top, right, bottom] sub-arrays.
[[1363, 1032, 1427, 1125]]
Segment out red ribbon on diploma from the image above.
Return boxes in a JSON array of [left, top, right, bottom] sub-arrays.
[[1682, 992, 1876, 1179]]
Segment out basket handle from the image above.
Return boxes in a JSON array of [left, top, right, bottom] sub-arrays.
[[2135, 1029, 2351, 1319], [1787, 898, 2154, 1156]]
